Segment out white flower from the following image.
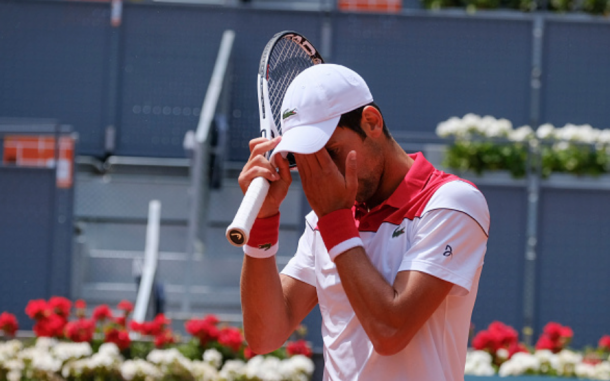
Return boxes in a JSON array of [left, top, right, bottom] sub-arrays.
[[436, 117, 465, 138], [486, 118, 513, 138], [98, 342, 121, 358], [498, 352, 539, 376], [595, 361, 610, 380], [536, 123, 555, 139], [554, 123, 601, 144], [219, 359, 246, 381], [3, 358, 24, 370], [34, 337, 58, 350], [147, 348, 186, 365], [598, 129, 610, 145], [282, 355, 315, 377], [0, 340, 23, 361], [556, 349, 582, 377], [509, 125, 534, 142], [61, 358, 89, 378], [190, 360, 220, 381], [17, 347, 44, 361], [120, 359, 163, 381], [575, 362, 596, 379], [31, 352, 63, 373], [498, 359, 522, 377], [51, 342, 93, 362], [496, 348, 510, 361], [247, 356, 283, 381], [462, 113, 483, 131], [534, 349, 559, 374], [464, 350, 495, 376], [203, 348, 223, 369], [6, 370, 21, 381], [82, 345, 123, 372]]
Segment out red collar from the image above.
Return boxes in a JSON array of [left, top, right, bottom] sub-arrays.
[[356, 152, 434, 215]]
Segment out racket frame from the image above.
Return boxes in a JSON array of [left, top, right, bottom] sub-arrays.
[[226, 31, 324, 247]]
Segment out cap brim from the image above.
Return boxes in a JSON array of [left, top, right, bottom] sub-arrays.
[[270, 115, 340, 164]]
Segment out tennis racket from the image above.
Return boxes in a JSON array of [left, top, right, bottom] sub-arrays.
[[226, 31, 324, 247]]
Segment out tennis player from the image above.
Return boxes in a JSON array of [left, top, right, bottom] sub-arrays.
[[239, 64, 490, 381]]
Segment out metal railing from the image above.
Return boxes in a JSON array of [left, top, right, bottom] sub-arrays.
[[182, 29, 236, 313], [133, 200, 162, 323]]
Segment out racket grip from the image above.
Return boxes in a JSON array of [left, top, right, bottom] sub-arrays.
[[226, 176, 271, 247]]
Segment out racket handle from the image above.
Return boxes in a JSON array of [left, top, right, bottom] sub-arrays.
[[226, 176, 271, 247]]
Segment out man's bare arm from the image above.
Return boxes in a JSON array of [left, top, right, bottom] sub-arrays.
[[240, 256, 317, 354], [334, 249, 452, 356]]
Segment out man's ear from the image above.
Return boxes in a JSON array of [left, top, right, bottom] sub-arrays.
[[361, 106, 384, 138]]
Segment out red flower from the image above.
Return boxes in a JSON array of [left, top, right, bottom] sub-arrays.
[[244, 346, 257, 360], [74, 300, 86, 319], [287, 339, 313, 358], [117, 300, 133, 314], [543, 322, 564, 341], [65, 319, 95, 342], [599, 335, 610, 351], [535, 333, 557, 352], [560, 326, 573, 339], [48, 296, 72, 318], [33, 314, 66, 338], [202, 315, 220, 325], [508, 341, 529, 358], [105, 328, 131, 350], [218, 326, 244, 352], [115, 316, 126, 328], [0, 312, 19, 336], [185, 316, 220, 347], [154, 314, 170, 330], [129, 314, 169, 337], [25, 299, 49, 320], [488, 321, 519, 348], [154, 330, 175, 348], [472, 330, 501, 353], [536, 322, 573, 353], [92, 305, 113, 322]]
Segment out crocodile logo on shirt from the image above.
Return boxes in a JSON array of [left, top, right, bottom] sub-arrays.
[[392, 226, 405, 238], [258, 243, 272, 251]]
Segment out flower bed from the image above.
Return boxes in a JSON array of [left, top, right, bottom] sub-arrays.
[[436, 114, 610, 179], [0, 297, 314, 381], [465, 321, 610, 380]]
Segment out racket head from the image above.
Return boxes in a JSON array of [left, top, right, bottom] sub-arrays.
[[257, 31, 324, 166]]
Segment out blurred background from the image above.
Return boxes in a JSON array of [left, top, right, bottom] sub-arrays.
[[0, 0, 609, 373]]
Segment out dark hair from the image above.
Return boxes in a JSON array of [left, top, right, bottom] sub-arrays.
[[337, 102, 391, 139]]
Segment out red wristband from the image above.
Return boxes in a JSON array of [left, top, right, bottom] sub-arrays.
[[317, 209, 363, 261], [244, 213, 280, 258]]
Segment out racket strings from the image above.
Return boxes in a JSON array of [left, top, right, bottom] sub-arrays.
[[267, 39, 315, 135]]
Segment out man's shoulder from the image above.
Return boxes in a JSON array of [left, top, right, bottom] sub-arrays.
[[423, 180, 490, 235]]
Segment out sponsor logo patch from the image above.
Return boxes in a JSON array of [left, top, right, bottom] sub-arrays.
[[392, 226, 405, 238], [282, 108, 297, 121], [258, 243, 272, 251]]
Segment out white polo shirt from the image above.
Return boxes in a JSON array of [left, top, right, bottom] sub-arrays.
[[281, 153, 490, 381]]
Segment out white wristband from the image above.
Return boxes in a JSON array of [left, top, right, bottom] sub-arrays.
[[244, 242, 278, 258], [328, 237, 364, 261]]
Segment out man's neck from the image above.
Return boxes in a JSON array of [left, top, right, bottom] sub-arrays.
[[365, 139, 414, 210]]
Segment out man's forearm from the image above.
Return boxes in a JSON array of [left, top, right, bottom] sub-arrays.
[[240, 256, 292, 354], [334, 247, 452, 356]]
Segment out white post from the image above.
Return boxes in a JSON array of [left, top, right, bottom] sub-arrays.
[[133, 200, 161, 323]]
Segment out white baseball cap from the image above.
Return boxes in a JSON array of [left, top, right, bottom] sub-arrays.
[[270, 64, 374, 163]]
